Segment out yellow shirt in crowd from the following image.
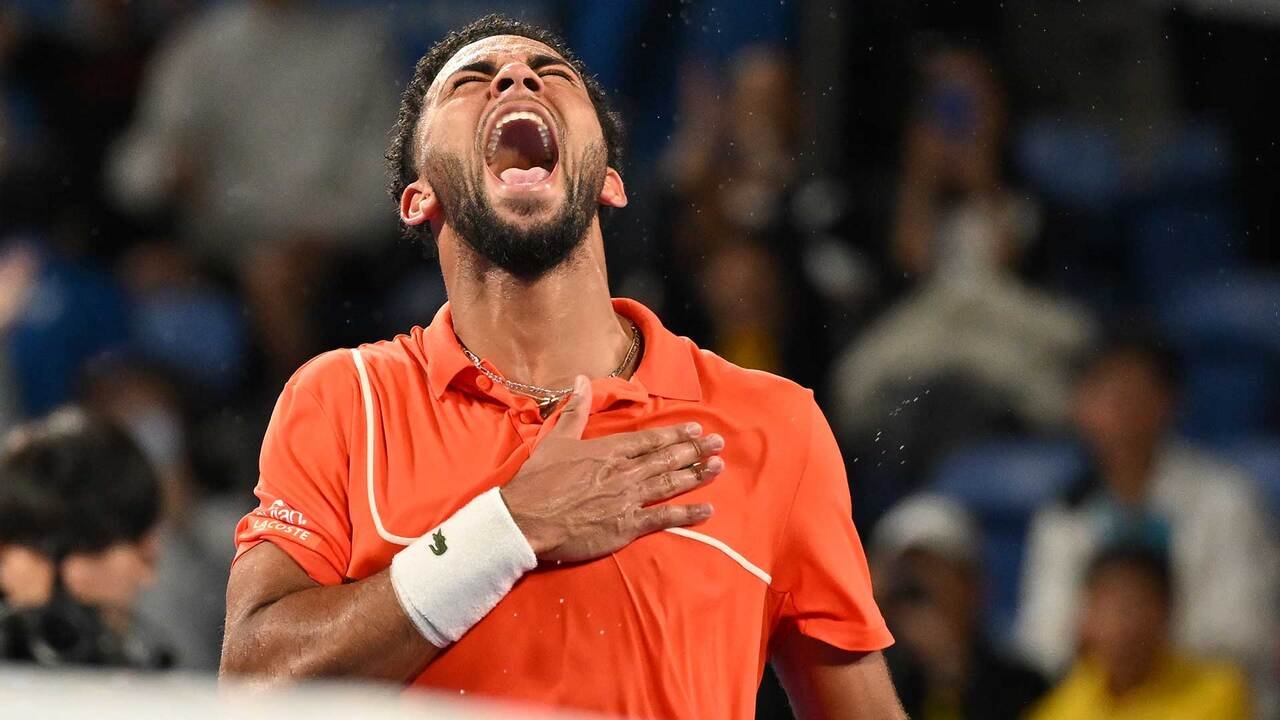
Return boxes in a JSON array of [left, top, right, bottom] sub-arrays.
[[1030, 653, 1251, 720]]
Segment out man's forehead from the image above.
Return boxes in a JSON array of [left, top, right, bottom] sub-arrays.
[[431, 35, 566, 91]]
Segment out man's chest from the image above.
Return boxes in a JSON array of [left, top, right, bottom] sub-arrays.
[[333, 400, 789, 710], [340, 400, 789, 595]]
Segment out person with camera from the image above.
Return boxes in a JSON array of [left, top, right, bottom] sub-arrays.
[[0, 407, 170, 668]]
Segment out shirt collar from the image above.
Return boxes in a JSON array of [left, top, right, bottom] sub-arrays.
[[422, 298, 702, 402]]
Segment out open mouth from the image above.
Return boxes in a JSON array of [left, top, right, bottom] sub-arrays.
[[484, 109, 559, 186]]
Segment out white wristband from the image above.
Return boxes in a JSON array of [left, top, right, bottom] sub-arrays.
[[390, 487, 537, 647]]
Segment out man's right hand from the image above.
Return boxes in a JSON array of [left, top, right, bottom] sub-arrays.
[[501, 375, 723, 563]]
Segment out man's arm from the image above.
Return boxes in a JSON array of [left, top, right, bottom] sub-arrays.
[[765, 397, 902, 717], [220, 379, 723, 684], [772, 630, 906, 720], [221, 542, 439, 682]]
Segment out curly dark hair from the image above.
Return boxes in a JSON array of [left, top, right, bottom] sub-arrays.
[[385, 14, 626, 246]]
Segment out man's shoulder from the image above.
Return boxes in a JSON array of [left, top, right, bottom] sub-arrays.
[[688, 344, 819, 434], [287, 331, 427, 400]]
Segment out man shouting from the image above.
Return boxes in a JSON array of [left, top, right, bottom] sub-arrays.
[[221, 14, 902, 720]]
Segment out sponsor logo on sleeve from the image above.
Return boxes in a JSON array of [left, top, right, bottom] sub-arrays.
[[249, 499, 315, 545], [265, 499, 307, 525]]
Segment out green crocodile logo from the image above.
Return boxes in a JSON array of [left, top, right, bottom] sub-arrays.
[[428, 529, 448, 556]]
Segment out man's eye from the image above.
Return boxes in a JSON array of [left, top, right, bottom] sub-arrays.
[[453, 76, 484, 89], [542, 70, 574, 82]]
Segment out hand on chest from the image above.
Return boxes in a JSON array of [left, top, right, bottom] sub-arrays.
[[356, 405, 780, 590]]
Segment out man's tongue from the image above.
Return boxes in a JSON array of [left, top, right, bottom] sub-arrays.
[[499, 166, 550, 185]]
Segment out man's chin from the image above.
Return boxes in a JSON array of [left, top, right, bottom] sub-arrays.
[[487, 189, 563, 221]]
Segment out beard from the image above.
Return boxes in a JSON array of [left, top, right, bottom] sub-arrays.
[[425, 143, 607, 281]]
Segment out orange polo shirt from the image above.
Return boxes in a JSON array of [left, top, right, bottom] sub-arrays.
[[234, 298, 891, 719]]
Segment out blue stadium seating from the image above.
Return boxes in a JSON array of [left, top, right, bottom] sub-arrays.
[[931, 439, 1087, 645], [932, 439, 1087, 516], [1159, 273, 1280, 443], [1130, 201, 1238, 305], [1015, 120, 1124, 213], [1127, 123, 1240, 304]]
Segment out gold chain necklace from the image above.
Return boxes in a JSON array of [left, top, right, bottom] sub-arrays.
[[459, 320, 642, 417]]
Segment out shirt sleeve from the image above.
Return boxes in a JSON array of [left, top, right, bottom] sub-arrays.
[[233, 353, 355, 585], [770, 396, 894, 652]]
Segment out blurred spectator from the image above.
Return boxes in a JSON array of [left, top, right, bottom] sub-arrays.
[[830, 44, 1094, 518], [698, 242, 785, 374], [872, 494, 1047, 719], [0, 407, 169, 668], [0, 0, 167, 252], [117, 241, 248, 395], [0, 234, 130, 417], [1017, 335, 1280, 682], [107, 0, 397, 379], [662, 46, 798, 244], [642, 46, 832, 389], [82, 361, 241, 670], [1030, 543, 1251, 720], [0, 244, 38, 435]]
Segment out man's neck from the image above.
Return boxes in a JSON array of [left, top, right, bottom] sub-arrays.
[[1099, 438, 1160, 506], [441, 229, 633, 391]]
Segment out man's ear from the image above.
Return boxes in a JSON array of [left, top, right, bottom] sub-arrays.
[[599, 167, 628, 209], [400, 179, 440, 228]]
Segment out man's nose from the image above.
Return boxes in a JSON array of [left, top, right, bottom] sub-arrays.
[[490, 63, 544, 98]]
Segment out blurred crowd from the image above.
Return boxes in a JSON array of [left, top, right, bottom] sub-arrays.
[[2, 1, 1279, 718]]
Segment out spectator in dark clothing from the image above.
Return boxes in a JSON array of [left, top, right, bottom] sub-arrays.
[[0, 407, 170, 668], [873, 494, 1048, 719]]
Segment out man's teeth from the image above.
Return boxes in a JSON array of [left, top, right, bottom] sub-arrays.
[[486, 110, 553, 159]]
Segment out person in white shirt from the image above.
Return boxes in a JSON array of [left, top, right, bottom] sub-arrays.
[[107, 0, 397, 379], [1017, 335, 1278, 694]]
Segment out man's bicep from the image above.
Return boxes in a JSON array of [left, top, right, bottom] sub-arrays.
[[772, 629, 906, 720], [224, 542, 320, 631]]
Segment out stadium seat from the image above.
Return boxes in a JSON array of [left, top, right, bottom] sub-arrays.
[[1015, 119, 1123, 213], [931, 439, 1087, 645], [1127, 122, 1239, 305], [931, 439, 1087, 516], [1159, 272, 1280, 443], [1129, 201, 1238, 305], [1218, 436, 1280, 517]]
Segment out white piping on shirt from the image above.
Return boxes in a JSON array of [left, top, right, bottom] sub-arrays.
[[349, 348, 772, 584], [351, 348, 417, 546], [662, 527, 772, 585]]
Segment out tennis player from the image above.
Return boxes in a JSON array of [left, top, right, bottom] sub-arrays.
[[221, 15, 902, 719]]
